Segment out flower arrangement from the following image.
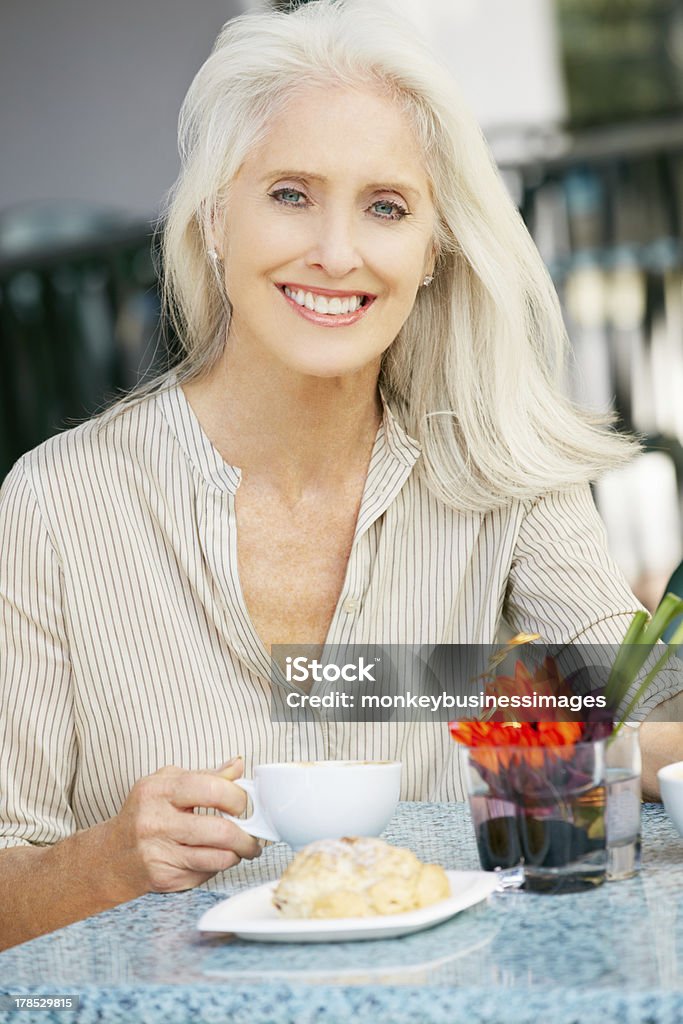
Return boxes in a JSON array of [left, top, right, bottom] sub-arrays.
[[450, 594, 683, 889], [449, 720, 597, 805], [451, 591, 683, 752]]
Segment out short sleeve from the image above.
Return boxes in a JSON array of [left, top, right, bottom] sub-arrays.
[[504, 483, 683, 718], [0, 461, 77, 848]]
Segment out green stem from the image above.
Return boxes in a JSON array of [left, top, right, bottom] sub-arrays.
[[605, 610, 649, 707], [641, 593, 683, 646], [606, 595, 683, 714], [614, 617, 683, 732]]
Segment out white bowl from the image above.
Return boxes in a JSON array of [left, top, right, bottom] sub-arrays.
[[657, 761, 683, 836]]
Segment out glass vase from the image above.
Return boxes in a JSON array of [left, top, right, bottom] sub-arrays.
[[462, 738, 608, 893], [605, 722, 641, 880]]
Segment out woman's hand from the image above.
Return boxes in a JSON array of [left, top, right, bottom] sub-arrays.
[[0, 757, 261, 951], [103, 755, 261, 898]]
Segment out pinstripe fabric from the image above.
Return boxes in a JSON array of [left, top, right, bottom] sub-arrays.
[[0, 384, 678, 859]]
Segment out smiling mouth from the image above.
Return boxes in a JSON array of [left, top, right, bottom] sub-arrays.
[[277, 284, 375, 320]]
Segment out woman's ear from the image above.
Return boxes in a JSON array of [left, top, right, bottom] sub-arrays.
[[424, 240, 438, 280], [202, 200, 224, 260]]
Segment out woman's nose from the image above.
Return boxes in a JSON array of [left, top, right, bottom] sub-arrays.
[[304, 211, 363, 279]]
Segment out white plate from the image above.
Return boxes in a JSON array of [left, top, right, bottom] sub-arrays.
[[197, 870, 497, 943]]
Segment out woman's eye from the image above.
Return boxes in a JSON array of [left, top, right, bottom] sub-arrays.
[[370, 200, 409, 221], [270, 188, 307, 207], [269, 190, 408, 219]]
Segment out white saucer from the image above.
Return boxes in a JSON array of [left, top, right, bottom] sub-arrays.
[[197, 870, 497, 943]]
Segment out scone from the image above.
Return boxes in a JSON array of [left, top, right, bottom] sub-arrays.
[[272, 836, 450, 918]]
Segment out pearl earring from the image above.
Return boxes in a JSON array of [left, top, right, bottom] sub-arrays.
[[422, 274, 434, 287]]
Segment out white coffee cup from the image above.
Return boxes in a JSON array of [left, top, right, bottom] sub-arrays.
[[658, 761, 683, 836], [222, 760, 401, 849]]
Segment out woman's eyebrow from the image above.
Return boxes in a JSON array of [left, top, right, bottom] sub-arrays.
[[260, 169, 423, 201]]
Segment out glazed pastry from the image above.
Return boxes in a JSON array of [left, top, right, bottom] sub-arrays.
[[272, 836, 450, 918]]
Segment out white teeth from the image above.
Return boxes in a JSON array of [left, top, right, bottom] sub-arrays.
[[282, 286, 367, 315]]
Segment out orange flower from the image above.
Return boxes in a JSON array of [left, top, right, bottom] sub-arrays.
[[448, 719, 586, 773], [448, 719, 582, 748], [534, 721, 583, 747], [450, 653, 607, 804], [447, 721, 519, 747], [483, 656, 579, 723]]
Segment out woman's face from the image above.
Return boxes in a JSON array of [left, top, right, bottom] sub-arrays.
[[215, 84, 437, 379]]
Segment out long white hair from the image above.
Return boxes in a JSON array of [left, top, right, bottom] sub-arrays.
[[152, 0, 636, 511]]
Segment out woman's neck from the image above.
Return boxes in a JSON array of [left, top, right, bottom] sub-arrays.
[[181, 345, 383, 502]]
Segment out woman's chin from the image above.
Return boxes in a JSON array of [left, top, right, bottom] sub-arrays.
[[277, 350, 381, 381]]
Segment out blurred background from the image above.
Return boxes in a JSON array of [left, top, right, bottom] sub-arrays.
[[2, 0, 683, 609]]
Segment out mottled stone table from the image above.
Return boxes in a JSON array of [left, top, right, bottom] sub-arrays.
[[1, 802, 682, 1023]]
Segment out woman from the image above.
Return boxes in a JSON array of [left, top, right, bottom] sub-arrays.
[[1, 1, 681, 948]]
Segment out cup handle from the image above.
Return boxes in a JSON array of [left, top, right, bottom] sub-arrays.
[[221, 778, 281, 842]]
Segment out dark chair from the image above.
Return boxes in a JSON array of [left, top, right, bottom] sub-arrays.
[[0, 203, 162, 482]]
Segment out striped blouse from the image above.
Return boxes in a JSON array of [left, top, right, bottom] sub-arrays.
[[0, 383, 677, 868]]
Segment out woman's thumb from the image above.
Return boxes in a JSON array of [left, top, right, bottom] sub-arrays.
[[215, 755, 244, 780]]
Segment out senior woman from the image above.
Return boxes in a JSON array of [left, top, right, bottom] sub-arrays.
[[1, 0, 681, 949]]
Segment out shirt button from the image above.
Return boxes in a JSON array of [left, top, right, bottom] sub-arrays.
[[342, 598, 361, 614]]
